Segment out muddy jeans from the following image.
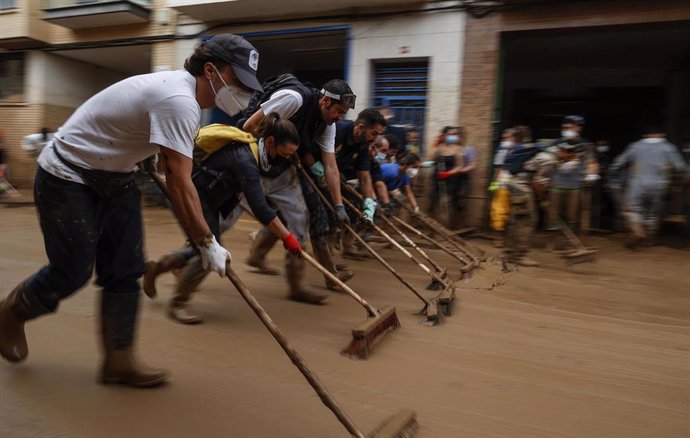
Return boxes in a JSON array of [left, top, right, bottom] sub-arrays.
[[504, 185, 536, 259], [19, 167, 145, 347], [548, 187, 580, 229], [625, 183, 667, 234]]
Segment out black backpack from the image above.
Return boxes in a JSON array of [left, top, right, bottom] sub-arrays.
[[235, 73, 306, 126]]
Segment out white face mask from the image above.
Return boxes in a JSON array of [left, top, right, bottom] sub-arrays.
[[406, 167, 419, 179], [596, 145, 609, 153], [374, 152, 387, 163], [500, 140, 513, 148], [561, 130, 578, 140], [209, 66, 252, 116]]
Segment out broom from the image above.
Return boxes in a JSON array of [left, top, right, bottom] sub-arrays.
[[342, 183, 449, 290], [340, 196, 457, 316], [143, 163, 419, 437], [297, 166, 440, 325], [555, 215, 598, 265], [237, 203, 401, 359], [389, 215, 477, 276]]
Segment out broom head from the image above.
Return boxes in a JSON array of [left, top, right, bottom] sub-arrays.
[[436, 283, 456, 316], [563, 248, 598, 266], [341, 306, 400, 360], [368, 409, 419, 438]]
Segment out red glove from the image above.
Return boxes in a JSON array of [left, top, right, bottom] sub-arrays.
[[437, 171, 451, 180], [283, 233, 302, 255]]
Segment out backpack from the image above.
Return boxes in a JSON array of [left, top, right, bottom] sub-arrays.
[[239, 73, 306, 124], [193, 124, 258, 166]]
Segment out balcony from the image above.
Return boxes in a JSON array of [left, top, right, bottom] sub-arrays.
[[166, 0, 428, 23], [42, 0, 151, 29]]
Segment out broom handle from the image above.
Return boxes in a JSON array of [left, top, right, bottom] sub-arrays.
[[390, 215, 472, 266], [299, 165, 433, 275], [144, 164, 367, 438], [341, 196, 435, 277], [235, 204, 381, 318], [341, 183, 445, 272], [557, 215, 587, 250], [297, 165, 430, 305]]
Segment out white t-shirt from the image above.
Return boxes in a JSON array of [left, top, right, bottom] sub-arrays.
[[260, 89, 335, 154], [38, 70, 200, 184]]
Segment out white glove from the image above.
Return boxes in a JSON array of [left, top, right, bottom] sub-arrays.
[[197, 235, 231, 276]]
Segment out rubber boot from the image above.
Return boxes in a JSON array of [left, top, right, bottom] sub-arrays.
[[143, 249, 191, 299], [0, 282, 39, 363], [246, 229, 280, 275], [312, 242, 354, 292], [286, 255, 328, 304], [342, 232, 368, 261], [168, 256, 207, 325], [99, 291, 168, 388]]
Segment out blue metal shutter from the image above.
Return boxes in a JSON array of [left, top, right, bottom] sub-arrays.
[[372, 61, 429, 147]]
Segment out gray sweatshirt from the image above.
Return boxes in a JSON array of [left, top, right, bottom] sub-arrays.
[[610, 138, 687, 189]]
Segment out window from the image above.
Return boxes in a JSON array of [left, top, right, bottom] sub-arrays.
[[0, 53, 24, 103], [0, 0, 17, 10]]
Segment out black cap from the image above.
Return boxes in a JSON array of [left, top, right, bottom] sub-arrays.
[[205, 34, 262, 92]]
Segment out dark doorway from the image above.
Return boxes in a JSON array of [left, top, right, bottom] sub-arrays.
[[499, 21, 690, 152]]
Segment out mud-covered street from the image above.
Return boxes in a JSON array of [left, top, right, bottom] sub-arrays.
[[1, 205, 689, 438]]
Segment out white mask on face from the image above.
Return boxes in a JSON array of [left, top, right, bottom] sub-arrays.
[[374, 152, 387, 163], [209, 66, 252, 116], [406, 167, 419, 179], [561, 130, 578, 140], [500, 140, 513, 149], [596, 145, 609, 153]]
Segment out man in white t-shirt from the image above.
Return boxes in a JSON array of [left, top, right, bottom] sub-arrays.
[[0, 34, 262, 388], [243, 79, 357, 291]]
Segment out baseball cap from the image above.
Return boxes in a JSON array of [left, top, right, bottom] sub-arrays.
[[205, 34, 262, 92], [562, 115, 585, 126]]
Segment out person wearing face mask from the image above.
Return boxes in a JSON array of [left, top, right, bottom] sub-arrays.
[[380, 153, 422, 212], [334, 109, 387, 260], [609, 125, 687, 248], [242, 79, 357, 292], [547, 115, 593, 233], [144, 113, 321, 324], [0, 34, 259, 386], [428, 126, 464, 227]]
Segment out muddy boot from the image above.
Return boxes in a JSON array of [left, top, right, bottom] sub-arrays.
[[313, 242, 354, 291], [626, 220, 646, 249], [99, 291, 168, 388], [513, 256, 540, 267], [286, 255, 327, 304], [246, 229, 280, 275], [143, 249, 191, 299], [0, 281, 47, 363], [342, 232, 368, 260], [167, 257, 206, 325]]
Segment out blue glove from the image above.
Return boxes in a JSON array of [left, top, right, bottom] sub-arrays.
[[363, 197, 377, 223], [310, 161, 325, 178]]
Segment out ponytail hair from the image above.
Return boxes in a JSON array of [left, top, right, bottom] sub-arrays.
[[258, 112, 300, 146]]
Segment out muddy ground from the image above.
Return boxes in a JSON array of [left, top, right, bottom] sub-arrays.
[[1, 205, 688, 437]]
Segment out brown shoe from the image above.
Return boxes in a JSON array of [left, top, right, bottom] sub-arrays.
[[143, 251, 190, 299], [168, 302, 203, 325], [0, 284, 30, 363], [246, 230, 280, 275], [100, 349, 169, 388]]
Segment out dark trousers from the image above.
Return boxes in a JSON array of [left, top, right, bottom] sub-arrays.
[[20, 168, 145, 349], [298, 171, 333, 247]]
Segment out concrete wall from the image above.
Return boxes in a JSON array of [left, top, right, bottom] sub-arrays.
[[348, 10, 465, 153]]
